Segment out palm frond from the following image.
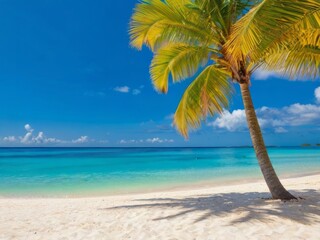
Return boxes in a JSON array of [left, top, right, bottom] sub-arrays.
[[194, 0, 260, 37], [192, 0, 229, 38], [262, 43, 320, 79], [130, 0, 215, 51], [149, 19, 217, 51], [225, 0, 320, 63], [174, 65, 233, 137], [150, 44, 212, 93]]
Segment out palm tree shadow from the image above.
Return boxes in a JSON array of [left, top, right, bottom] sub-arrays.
[[101, 189, 320, 225]]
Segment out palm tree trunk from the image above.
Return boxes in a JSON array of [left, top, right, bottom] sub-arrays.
[[240, 82, 296, 200]]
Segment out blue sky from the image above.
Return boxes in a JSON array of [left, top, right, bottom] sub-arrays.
[[0, 0, 319, 147]]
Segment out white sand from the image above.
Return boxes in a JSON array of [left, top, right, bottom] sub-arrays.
[[0, 174, 319, 240]]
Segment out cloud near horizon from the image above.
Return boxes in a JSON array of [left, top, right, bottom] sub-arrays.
[[3, 136, 16, 143], [315, 87, 320, 104], [209, 103, 320, 133], [209, 87, 320, 133], [72, 136, 89, 144], [2, 124, 91, 145], [119, 137, 174, 144]]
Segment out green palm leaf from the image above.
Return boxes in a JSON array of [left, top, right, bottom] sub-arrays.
[[174, 65, 233, 137], [225, 0, 320, 62], [130, 0, 215, 51], [150, 44, 213, 93], [262, 44, 320, 78]]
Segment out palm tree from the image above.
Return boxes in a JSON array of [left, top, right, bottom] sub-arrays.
[[129, 0, 320, 200]]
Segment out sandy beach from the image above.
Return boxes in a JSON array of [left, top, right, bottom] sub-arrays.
[[0, 174, 319, 240]]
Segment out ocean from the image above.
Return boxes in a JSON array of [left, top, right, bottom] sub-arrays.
[[0, 147, 319, 197]]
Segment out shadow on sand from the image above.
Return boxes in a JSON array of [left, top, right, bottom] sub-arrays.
[[102, 189, 320, 225]]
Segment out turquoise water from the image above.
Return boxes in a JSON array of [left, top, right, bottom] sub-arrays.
[[0, 147, 319, 197]]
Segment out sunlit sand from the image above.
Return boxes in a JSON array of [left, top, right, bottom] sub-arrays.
[[1, 174, 319, 240]]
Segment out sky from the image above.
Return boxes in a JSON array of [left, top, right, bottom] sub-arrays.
[[0, 0, 319, 147]]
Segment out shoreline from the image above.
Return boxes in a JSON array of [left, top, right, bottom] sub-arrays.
[[2, 146, 320, 199], [1, 170, 319, 199], [1, 174, 319, 239]]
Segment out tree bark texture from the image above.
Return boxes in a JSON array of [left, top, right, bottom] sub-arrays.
[[240, 83, 296, 200]]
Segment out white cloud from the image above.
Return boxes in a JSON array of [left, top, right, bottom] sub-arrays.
[[21, 132, 33, 144], [24, 124, 34, 132], [165, 113, 175, 120], [30, 132, 63, 144], [20, 124, 35, 144], [208, 109, 247, 131], [252, 69, 280, 80], [146, 137, 163, 143], [19, 125, 65, 145], [3, 136, 17, 143], [274, 127, 288, 133], [114, 86, 130, 93], [1, 124, 91, 145], [119, 139, 140, 144], [34, 131, 45, 143], [72, 136, 89, 144], [45, 138, 63, 144], [119, 138, 174, 144], [113, 86, 143, 95], [146, 137, 174, 144], [253, 68, 312, 81], [281, 104, 320, 126], [209, 103, 320, 132], [315, 87, 320, 104], [132, 89, 141, 95]]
